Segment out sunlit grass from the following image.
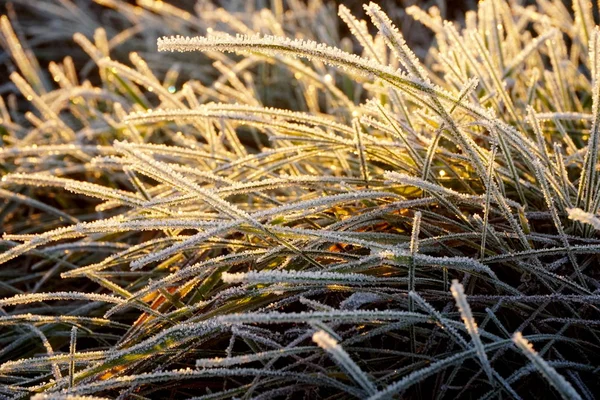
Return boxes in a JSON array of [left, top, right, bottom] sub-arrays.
[[0, 0, 599, 398]]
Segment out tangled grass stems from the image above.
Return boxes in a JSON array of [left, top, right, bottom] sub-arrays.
[[0, 0, 599, 398]]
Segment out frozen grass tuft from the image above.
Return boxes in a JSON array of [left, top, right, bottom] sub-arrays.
[[0, 0, 599, 398]]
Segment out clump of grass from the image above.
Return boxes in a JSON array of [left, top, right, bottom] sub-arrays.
[[0, 0, 599, 398]]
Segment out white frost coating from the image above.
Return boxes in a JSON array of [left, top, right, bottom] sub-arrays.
[[0, 314, 124, 328], [567, 208, 600, 230], [215, 310, 428, 325], [155, 32, 480, 122], [312, 330, 337, 350], [124, 107, 353, 146], [450, 280, 494, 384], [380, 248, 497, 278], [74, 217, 219, 234], [4, 173, 145, 206], [408, 291, 467, 347], [338, 5, 380, 62], [512, 332, 582, 400], [31, 394, 111, 400], [504, 29, 559, 75], [0, 226, 83, 266], [364, 2, 430, 83], [312, 330, 377, 395], [158, 33, 399, 80], [222, 270, 404, 285], [125, 103, 354, 136], [384, 171, 471, 199], [0, 350, 104, 372], [340, 292, 382, 310], [196, 347, 314, 368], [0, 292, 125, 307]]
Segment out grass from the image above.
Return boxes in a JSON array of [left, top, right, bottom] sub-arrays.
[[0, 0, 599, 398]]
